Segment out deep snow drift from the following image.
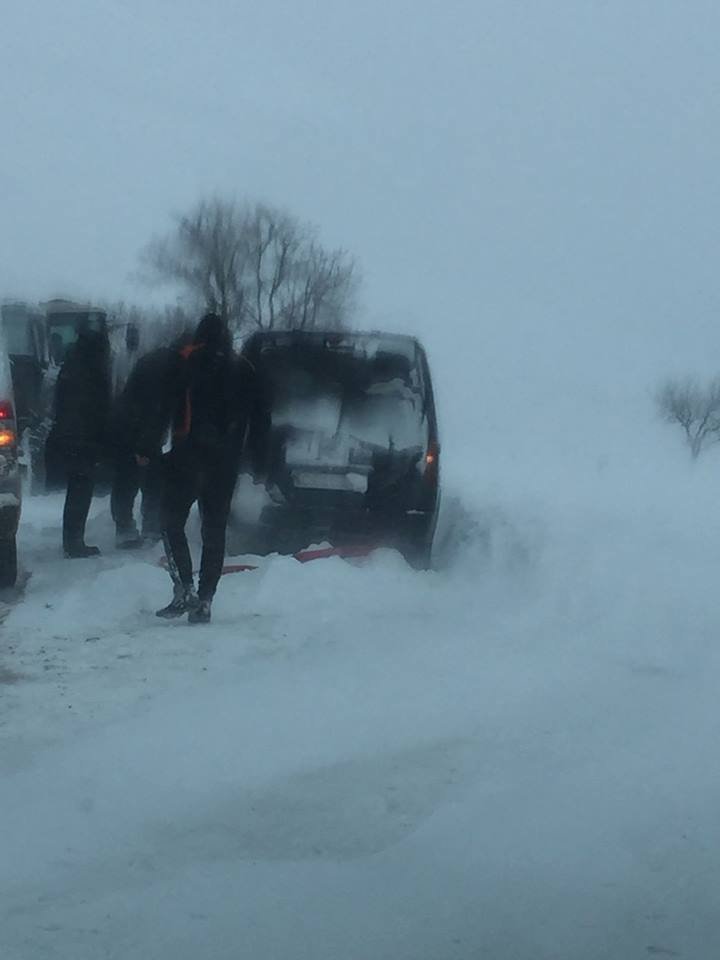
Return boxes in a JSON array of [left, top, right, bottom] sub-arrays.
[[3, 426, 720, 959]]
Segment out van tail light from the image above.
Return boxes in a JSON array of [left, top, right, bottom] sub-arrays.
[[424, 440, 440, 485], [0, 401, 17, 449]]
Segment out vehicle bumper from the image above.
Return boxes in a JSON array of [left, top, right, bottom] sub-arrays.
[[240, 499, 438, 564], [0, 500, 21, 538], [0, 479, 22, 538]]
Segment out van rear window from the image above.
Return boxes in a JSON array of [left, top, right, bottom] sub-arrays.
[[261, 343, 427, 454]]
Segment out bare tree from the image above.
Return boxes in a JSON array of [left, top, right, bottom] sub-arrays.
[[141, 197, 358, 334], [289, 241, 357, 332], [242, 204, 303, 330], [656, 376, 720, 458], [142, 198, 248, 327]]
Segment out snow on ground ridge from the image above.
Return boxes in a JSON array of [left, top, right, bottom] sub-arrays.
[[5, 470, 720, 958]]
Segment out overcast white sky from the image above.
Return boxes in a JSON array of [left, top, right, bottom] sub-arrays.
[[3, 0, 720, 450]]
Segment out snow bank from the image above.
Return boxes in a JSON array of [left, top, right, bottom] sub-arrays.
[[3, 436, 720, 957]]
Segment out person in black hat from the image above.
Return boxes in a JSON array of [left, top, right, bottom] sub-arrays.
[[156, 313, 268, 624]]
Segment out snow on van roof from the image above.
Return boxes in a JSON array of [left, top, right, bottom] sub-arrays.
[[249, 329, 422, 362]]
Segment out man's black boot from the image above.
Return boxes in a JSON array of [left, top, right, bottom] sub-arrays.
[[188, 599, 212, 625], [156, 584, 199, 619], [64, 542, 101, 559], [116, 524, 143, 550]]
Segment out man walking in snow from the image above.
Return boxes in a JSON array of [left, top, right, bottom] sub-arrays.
[[156, 312, 266, 624]]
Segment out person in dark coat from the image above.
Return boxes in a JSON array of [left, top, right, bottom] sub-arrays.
[[109, 339, 188, 547], [47, 325, 112, 557], [156, 312, 268, 624]]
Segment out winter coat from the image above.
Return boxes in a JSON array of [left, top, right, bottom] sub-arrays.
[[46, 331, 111, 478], [169, 319, 270, 476], [110, 347, 184, 459]]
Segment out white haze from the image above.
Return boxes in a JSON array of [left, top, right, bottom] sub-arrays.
[[4, 0, 720, 447], [4, 2, 720, 958]]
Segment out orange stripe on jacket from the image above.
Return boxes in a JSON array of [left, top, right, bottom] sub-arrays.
[[173, 343, 205, 440]]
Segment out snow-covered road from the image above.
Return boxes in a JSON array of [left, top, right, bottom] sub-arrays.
[[2, 474, 720, 959]]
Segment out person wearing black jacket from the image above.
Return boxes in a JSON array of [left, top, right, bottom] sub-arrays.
[[157, 313, 268, 624], [46, 325, 112, 558], [110, 342, 186, 547]]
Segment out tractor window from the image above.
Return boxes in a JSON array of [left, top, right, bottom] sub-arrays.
[[0, 317, 34, 356]]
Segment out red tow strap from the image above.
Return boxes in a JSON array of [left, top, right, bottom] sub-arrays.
[[159, 542, 378, 576]]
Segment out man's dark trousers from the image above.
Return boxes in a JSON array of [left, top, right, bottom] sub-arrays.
[[162, 453, 237, 601], [111, 451, 164, 539]]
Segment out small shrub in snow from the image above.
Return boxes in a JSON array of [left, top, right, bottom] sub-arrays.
[[656, 376, 720, 459]]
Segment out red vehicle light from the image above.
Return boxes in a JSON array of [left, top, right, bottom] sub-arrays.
[[0, 401, 14, 420], [424, 441, 440, 483]]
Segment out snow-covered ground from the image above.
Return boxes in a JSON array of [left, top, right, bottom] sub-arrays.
[[3, 433, 720, 959]]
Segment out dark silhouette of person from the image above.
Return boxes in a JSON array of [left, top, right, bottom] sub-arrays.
[[156, 313, 267, 624], [109, 337, 189, 547], [47, 324, 112, 557]]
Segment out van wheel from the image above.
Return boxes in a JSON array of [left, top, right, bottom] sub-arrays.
[[402, 537, 433, 571], [0, 537, 18, 588]]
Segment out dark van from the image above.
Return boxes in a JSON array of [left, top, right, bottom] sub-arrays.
[[238, 330, 440, 568]]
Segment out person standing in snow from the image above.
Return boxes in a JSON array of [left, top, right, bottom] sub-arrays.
[[46, 322, 112, 558], [156, 312, 267, 624], [109, 338, 188, 548]]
